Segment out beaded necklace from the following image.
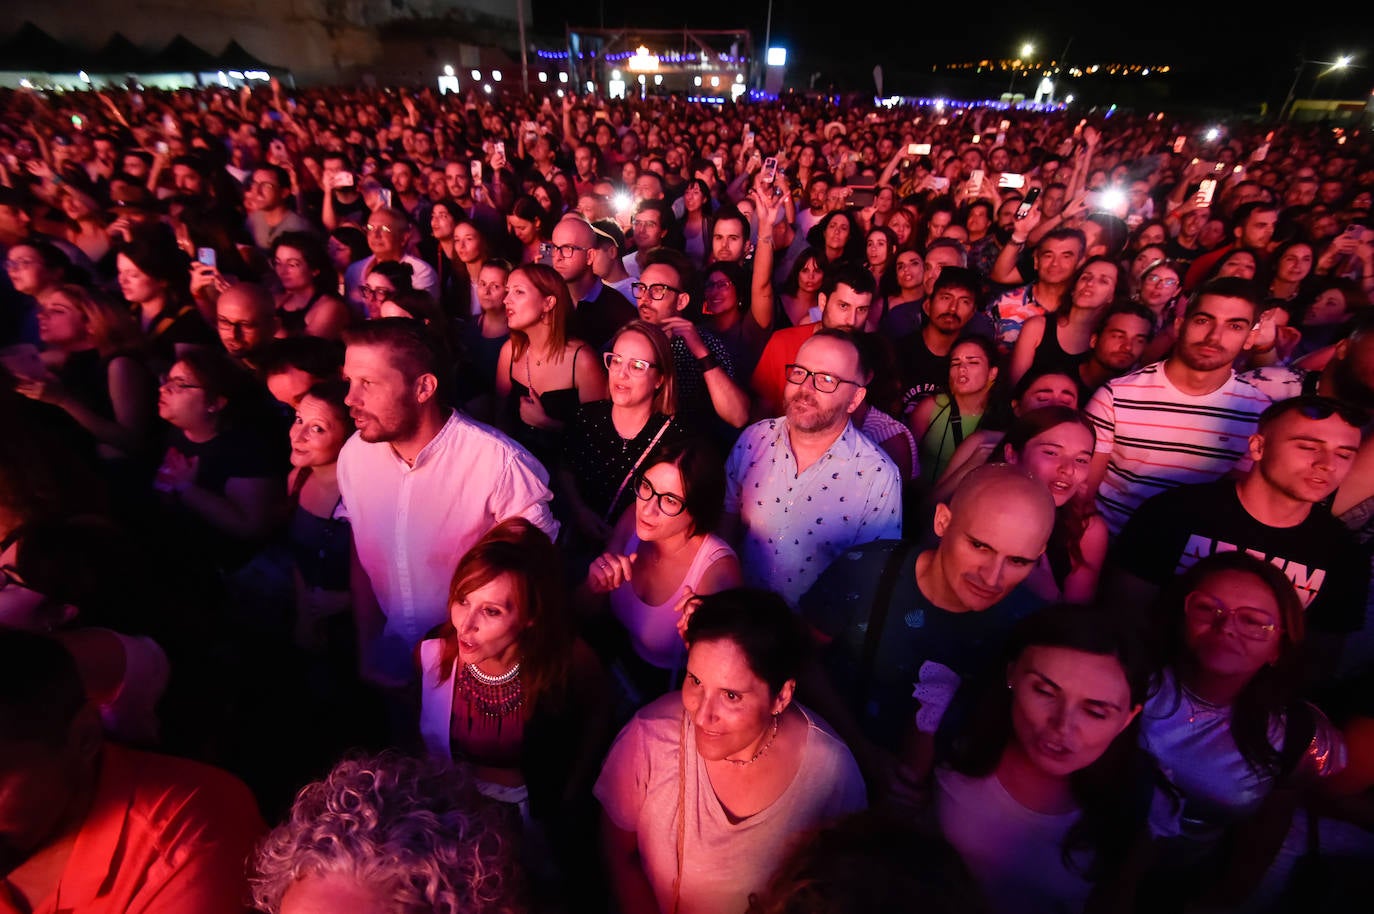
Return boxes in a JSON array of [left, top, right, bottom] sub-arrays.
[[455, 661, 524, 719]]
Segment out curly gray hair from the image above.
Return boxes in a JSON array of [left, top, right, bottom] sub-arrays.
[[250, 750, 521, 914]]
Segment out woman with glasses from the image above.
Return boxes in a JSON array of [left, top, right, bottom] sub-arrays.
[[558, 321, 691, 554], [1133, 258, 1187, 365], [357, 260, 415, 320], [580, 438, 740, 710], [1137, 551, 1352, 908], [269, 231, 350, 341]]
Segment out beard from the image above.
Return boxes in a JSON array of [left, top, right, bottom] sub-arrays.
[[785, 390, 846, 433]]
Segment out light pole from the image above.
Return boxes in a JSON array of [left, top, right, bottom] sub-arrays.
[[1007, 42, 1034, 99], [1279, 54, 1352, 121]]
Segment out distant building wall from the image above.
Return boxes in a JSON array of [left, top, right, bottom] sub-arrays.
[[2, 0, 531, 83]]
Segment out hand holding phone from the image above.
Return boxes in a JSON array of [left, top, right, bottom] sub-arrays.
[[197, 247, 217, 269], [1015, 187, 1042, 220], [761, 157, 778, 184]]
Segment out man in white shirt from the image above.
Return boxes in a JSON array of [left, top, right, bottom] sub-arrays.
[[723, 329, 903, 607], [342, 207, 438, 315], [337, 318, 558, 687]]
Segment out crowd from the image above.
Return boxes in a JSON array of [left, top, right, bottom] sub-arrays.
[[3, 76, 1374, 913]]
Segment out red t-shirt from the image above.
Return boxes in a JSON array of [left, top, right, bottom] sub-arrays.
[[0, 744, 266, 914], [749, 323, 819, 418]]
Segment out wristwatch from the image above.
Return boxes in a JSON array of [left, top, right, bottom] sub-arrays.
[[696, 352, 721, 373]]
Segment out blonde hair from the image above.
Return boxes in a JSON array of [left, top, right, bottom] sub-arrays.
[[42, 284, 142, 358]]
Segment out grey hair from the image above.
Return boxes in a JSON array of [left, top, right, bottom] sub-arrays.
[[250, 750, 522, 914]]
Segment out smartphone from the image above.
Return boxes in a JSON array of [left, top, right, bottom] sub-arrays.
[[155, 141, 169, 155], [378, 188, 392, 208], [930, 176, 951, 192], [999, 119, 1011, 131], [71, 115, 83, 129], [494, 141, 505, 159], [1173, 135, 1187, 153], [1343, 225, 1368, 243], [967, 169, 984, 196], [913, 143, 932, 156], [971, 134, 981, 144], [1196, 177, 1218, 207], [1252, 142, 1270, 162], [1015, 186, 1041, 219], [470, 159, 483, 183], [197, 247, 217, 268], [761, 156, 778, 183], [335, 171, 354, 187], [998, 173, 1026, 189]]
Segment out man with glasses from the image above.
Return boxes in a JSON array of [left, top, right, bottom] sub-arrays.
[[749, 265, 877, 419], [632, 248, 749, 432], [244, 164, 310, 253], [341, 207, 437, 315], [215, 282, 282, 374], [549, 214, 635, 351], [622, 200, 674, 281], [1104, 395, 1368, 674], [723, 328, 902, 608]]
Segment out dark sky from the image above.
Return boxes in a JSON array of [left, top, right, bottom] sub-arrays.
[[529, 1, 1374, 103]]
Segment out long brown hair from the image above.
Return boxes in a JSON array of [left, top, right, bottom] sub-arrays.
[[435, 518, 572, 710], [508, 263, 572, 364], [609, 319, 677, 416]]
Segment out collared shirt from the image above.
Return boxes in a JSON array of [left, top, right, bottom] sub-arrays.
[[725, 417, 903, 607], [337, 410, 558, 679], [0, 744, 265, 914]]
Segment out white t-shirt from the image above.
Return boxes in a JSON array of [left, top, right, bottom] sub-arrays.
[[595, 693, 867, 914]]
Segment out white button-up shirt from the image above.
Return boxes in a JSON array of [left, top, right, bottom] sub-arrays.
[[725, 417, 904, 608], [337, 410, 558, 679]]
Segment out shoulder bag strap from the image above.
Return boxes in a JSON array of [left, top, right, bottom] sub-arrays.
[[603, 416, 673, 523], [858, 540, 919, 696]]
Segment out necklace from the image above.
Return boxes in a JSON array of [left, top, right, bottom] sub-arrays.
[[456, 662, 523, 719], [523, 353, 542, 397], [725, 713, 780, 766]]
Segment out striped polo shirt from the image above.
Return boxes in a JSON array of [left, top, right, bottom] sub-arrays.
[[1085, 361, 1273, 536]]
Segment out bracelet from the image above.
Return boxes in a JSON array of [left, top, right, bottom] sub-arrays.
[[1010, 237, 1028, 246], [696, 353, 721, 373]]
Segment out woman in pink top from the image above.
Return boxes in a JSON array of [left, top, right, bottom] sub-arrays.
[[581, 439, 742, 712]]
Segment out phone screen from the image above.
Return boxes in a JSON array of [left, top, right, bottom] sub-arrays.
[[1196, 178, 1218, 206], [762, 157, 778, 183], [197, 247, 217, 268], [1015, 187, 1042, 219], [913, 143, 931, 156]]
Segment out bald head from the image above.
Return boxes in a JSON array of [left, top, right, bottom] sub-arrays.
[[217, 282, 281, 361], [551, 214, 597, 283], [922, 464, 1056, 613]]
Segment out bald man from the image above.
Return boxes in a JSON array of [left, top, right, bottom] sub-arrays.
[[215, 282, 282, 372], [550, 213, 635, 351], [799, 463, 1056, 791]]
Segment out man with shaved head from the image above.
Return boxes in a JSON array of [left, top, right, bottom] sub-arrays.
[[799, 463, 1056, 797], [215, 282, 282, 373], [549, 213, 635, 350]]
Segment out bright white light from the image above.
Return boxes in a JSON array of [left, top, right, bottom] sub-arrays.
[[694, 76, 702, 86], [471, 70, 482, 81], [1020, 43, 1034, 57], [217, 71, 228, 86], [444, 65, 454, 77], [538, 72, 547, 82], [654, 74, 662, 85], [492, 70, 502, 81], [559, 72, 569, 83], [611, 69, 621, 80], [483, 84, 492, 94], [586, 81, 595, 92], [229, 70, 244, 79], [78, 70, 90, 83], [556, 89, 565, 97], [637, 75, 645, 85], [735, 73, 744, 83], [766, 47, 787, 67], [1336, 55, 1353, 68], [1065, 94, 1074, 103], [1205, 127, 1220, 141], [710, 76, 719, 87]]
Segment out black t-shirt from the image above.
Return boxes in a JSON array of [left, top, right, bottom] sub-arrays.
[[1110, 479, 1369, 634], [895, 331, 952, 414]]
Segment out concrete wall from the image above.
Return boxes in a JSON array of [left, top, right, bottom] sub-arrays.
[[1, 0, 532, 83]]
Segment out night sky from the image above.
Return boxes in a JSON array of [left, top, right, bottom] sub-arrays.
[[528, 1, 1374, 105]]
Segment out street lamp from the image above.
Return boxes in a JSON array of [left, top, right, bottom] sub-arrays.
[[1279, 53, 1353, 121], [1008, 42, 1034, 98]]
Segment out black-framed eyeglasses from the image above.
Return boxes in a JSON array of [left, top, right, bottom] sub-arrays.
[[360, 285, 393, 302], [158, 373, 203, 392], [1184, 591, 1279, 641], [604, 352, 658, 375], [631, 281, 681, 301], [784, 363, 861, 394], [542, 242, 588, 258], [635, 476, 686, 516]]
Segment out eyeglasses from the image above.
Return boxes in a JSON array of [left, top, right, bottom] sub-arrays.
[[158, 373, 203, 392], [359, 285, 393, 302], [541, 242, 588, 258], [631, 281, 681, 301], [272, 258, 306, 271], [632, 219, 662, 231], [604, 352, 658, 375], [635, 476, 686, 516], [364, 223, 396, 236], [1184, 591, 1279, 641], [784, 363, 861, 394], [250, 180, 280, 192], [705, 279, 734, 291], [1145, 274, 1180, 288], [4, 258, 39, 270]]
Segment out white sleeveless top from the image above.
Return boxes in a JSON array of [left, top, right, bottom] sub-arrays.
[[609, 532, 735, 670]]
